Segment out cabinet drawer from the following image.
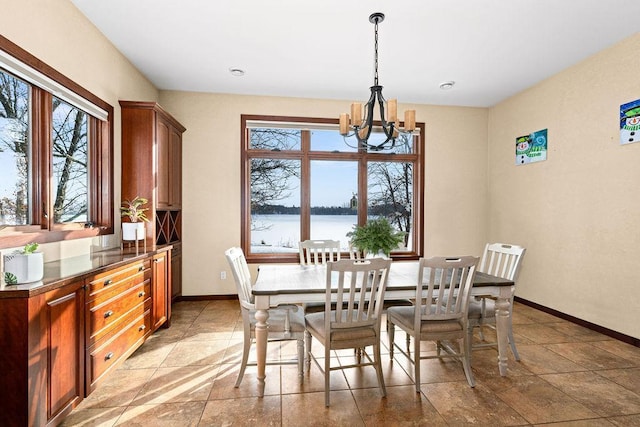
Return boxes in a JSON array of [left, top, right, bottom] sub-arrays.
[[87, 260, 150, 303], [87, 308, 151, 390], [87, 280, 151, 344]]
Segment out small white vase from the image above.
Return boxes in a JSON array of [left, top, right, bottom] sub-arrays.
[[3, 252, 44, 284], [122, 222, 145, 241]]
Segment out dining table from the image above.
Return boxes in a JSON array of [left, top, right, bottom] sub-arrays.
[[251, 260, 515, 397]]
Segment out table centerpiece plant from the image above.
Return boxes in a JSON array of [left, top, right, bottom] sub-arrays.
[[346, 217, 406, 258]]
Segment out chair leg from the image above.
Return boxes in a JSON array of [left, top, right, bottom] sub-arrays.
[[413, 334, 421, 393], [297, 338, 305, 381], [388, 319, 395, 359], [373, 341, 387, 398], [508, 325, 521, 361], [305, 330, 312, 373], [324, 345, 331, 407], [235, 326, 252, 387], [461, 335, 476, 388]]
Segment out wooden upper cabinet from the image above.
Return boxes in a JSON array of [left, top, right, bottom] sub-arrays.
[[120, 101, 185, 244], [156, 118, 171, 208]]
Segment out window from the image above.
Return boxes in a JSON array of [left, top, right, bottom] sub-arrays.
[[241, 115, 424, 263], [0, 35, 113, 248]]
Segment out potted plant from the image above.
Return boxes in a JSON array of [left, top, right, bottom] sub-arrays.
[[346, 218, 406, 258], [120, 196, 150, 241], [3, 243, 44, 284]]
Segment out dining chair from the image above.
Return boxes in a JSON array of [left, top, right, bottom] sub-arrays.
[[224, 247, 306, 386], [299, 239, 341, 266], [468, 243, 526, 360], [305, 257, 392, 406], [388, 256, 479, 391], [300, 239, 342, 314]]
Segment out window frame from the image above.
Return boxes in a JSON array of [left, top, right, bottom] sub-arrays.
[[241, 114, 424, 264], [0, 35, 113, 249]]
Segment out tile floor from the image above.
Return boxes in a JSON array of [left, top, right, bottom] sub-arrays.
[[62, 300, 640, 426]]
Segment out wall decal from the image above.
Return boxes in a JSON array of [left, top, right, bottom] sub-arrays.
[[516, 129, 547, 165], [620, 98, 640, 145]]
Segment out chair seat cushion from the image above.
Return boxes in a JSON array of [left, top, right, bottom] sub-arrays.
[[305, 311, 376, 343], [249, 307, 306, 333], [382, 299, 413, 310], [387, 306, 463, 334]]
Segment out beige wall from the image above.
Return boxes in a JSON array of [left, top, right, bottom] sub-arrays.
[[1, 0, 159, 260], [159, 92, 489, 295], [487, 33, 640, 339]]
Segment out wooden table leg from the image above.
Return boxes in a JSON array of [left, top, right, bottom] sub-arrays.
[[494, 288, 511, 376], [254, 297, 270, 397]]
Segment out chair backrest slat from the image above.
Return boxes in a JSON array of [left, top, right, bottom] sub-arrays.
[[325, 258, 391, 330], [299, 239, 341, 266], [225, 247, 254, 309], [415, 256, 479, 327], [479, 243, 526, 281]]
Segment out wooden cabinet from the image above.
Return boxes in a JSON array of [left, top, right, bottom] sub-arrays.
[[0, 280, 84, 427], [152, 251, 170, 330], [84, 258, 152, 393], [171, 242, 182, 300], [119, 101, 185, 243], [120, 101, 184, 299], [0, 249, 171, 426]]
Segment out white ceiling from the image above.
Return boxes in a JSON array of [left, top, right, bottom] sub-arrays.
[[71, 0, 640, 107]]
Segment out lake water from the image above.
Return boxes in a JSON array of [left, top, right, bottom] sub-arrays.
[[251, 214, 357, 253]]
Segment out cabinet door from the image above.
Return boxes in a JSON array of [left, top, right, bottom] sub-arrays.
[[45, 282, 85, 423], [169, 128, 182, 208], [152, 251, 169, 330], [171, 250, 182, 300], [156, 118, 170, 208]]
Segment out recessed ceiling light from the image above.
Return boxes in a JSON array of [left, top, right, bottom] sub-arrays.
[[229, 68, 245, 77], [439, 81, 455, 90]]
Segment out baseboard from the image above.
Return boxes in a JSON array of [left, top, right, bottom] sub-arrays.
[[514, 296, 639, 348], [177, 294, 238, 302]]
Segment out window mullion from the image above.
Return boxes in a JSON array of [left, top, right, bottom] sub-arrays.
[[300, 130, 311, 241]]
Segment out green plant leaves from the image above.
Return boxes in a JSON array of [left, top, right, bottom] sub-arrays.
[[4, 272, 18, 285]]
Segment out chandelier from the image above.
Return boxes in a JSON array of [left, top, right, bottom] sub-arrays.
[[339, 12, 416, 151]]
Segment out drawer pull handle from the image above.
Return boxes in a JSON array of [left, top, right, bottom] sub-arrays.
[[139, 325, 146, 331], [104, 279, 112, 286], [105, 352, 114, 361], [138, 291, 146, 298], [138, 266, 144, 272], [104, 310, 114, 318]]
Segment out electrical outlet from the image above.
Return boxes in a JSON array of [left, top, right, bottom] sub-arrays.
[[220, 271, 227, 280]]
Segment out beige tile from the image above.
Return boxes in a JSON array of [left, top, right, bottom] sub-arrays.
[[596, 367, 640, 395], [422, 381, 528, 425], [491, 375, 599, 424], [60, 407, 125, 427], [114, 401, 205, 426], [78, 368, 156, 408], [130, 365, 218, 405], [209, 363, 282, 398], [160, 339, 229, 367], [515, 323, 574, 344], [353, 385, 448, 425], [504, 344, 586, 375], [542, 371, 640, 417], [591, 340, 640, 366], [281, 390, 365, 426], [180, 321, 235, 341], [547, 321, 615, 342], [545, 342, 636, 370], [281, 362, 351, 394], [535, 419, 616, 426], [120, 339, 176, 369], [200, 395, 281, 425], [608, 414, 640, 426], [338, 353, 414, 389]]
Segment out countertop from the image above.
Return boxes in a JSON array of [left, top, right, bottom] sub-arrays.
[[0, 245, 172, 298]]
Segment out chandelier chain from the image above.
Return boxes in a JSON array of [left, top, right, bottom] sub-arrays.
[[374, 18, 379, 86]]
